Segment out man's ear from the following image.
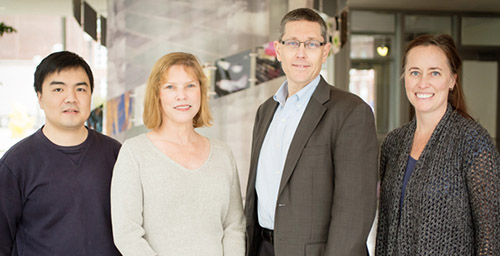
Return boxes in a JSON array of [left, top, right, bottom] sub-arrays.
[[273, 40, 282, 62], [37, 91, 44, 109], [322, 42, 331, 63]]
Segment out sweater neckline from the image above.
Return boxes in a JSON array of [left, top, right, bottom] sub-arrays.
[[35, 127, 93, 167], [141, 133, 213, 172], [406, 104, 455, 163]]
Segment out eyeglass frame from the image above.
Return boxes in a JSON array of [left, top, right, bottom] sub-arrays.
[[279, 39, 326, 50]]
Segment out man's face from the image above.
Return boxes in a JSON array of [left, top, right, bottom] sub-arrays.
[[37, 67, 92, 133], [274, 20, 331, 91]]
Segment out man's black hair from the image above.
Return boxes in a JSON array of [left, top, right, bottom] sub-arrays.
[[34, 51, 94, 93]]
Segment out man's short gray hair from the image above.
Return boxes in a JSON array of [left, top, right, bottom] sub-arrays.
[[278, 8, 328, 42]]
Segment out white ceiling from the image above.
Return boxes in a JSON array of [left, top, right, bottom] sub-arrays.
[[0, 0, 499, 17]]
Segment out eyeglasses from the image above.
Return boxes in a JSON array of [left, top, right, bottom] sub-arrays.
[[280, 39, 325, 50]]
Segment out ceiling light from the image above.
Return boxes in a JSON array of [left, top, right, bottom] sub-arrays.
[[377, 45, 389, 57]]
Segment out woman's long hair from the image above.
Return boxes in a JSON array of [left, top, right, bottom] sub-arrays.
[[402, 34, 472, 119]]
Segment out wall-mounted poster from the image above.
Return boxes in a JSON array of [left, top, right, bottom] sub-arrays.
[[255, 41, 284, 85], [214, 50, 251, 97], [87, 104, 103, 133], [106, 90, 133, 136]]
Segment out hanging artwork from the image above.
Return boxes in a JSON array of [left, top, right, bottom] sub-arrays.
[[106, 90, 133, 136], [88, 104, 104, 133], [255, 41, 284, 85], [214, 50, 251, 97]]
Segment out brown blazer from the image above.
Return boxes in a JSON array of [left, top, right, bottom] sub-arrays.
[[245, 77, 378, 256]]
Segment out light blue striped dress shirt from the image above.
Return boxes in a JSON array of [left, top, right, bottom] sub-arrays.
[[255, 75, 321, 230]]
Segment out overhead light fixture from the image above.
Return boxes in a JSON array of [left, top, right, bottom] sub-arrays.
[[377, 45, 389, 57]]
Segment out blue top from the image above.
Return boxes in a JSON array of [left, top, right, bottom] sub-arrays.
[[400, 156, 417, 211], [0, 128, 122, 256], [255, 75, 320, 229]]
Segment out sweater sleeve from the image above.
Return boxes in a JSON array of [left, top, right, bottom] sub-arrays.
[[222, 150, 246, 256], [0, 162, 21, 256], [465, 130, 500, 255], [379, 136, 390, 182], [110, 142, 157, 256]]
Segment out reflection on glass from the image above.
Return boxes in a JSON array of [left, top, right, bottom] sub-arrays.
[[351, 11, 395, 33], [351, 35, 393, 59], [349, 69, 375, 112], [404, 15, 451, 41], [351, 35, 374, 59], [462, 60, 498, 139], [462, 17, 500, 46]]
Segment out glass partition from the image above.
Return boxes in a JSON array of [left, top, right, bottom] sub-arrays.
[[462, 17, 500, 46]]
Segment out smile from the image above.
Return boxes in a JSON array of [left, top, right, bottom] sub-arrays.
[[416, 93, 433, 99], [292, 64, 310, 68], [63, 109, 79, 113], [174, 105, 191, 110]]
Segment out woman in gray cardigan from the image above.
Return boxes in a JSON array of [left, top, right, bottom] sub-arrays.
[[376, 34, 500, 255]]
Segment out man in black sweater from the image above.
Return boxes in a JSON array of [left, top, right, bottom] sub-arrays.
[[0, 51, 122, 256]]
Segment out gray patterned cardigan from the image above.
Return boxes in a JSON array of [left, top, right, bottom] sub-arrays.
[[376, 104, 500, 255]]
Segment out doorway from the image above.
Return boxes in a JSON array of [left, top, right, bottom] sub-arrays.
[[460, 49, 500, 150]]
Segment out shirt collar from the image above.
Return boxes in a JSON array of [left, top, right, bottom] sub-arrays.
[[273, 75, 321, 106]]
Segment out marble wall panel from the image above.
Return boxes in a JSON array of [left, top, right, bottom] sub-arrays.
[[107, 0, 272, 98], [107, 0, 287, 196]]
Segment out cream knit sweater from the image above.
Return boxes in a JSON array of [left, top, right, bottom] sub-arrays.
[[111, 134, 245, 256]]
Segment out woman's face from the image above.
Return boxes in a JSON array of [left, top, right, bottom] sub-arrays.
[[159, 65, 201, 127], [404, 45, 456, 118]]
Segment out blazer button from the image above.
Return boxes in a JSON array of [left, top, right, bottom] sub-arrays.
[[278, 203, 286, 207]]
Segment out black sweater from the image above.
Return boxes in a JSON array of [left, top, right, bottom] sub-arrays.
[[0, 128, 122, 256]]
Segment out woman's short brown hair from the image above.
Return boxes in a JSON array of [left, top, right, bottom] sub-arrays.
[[143, 52, 213, 129]]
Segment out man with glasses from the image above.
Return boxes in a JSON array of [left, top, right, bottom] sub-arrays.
[[245, 8, 378, 256]]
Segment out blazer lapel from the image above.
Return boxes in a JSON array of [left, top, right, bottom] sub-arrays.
[[278, 77, 330, 196], [248, 99, 279, 188]]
